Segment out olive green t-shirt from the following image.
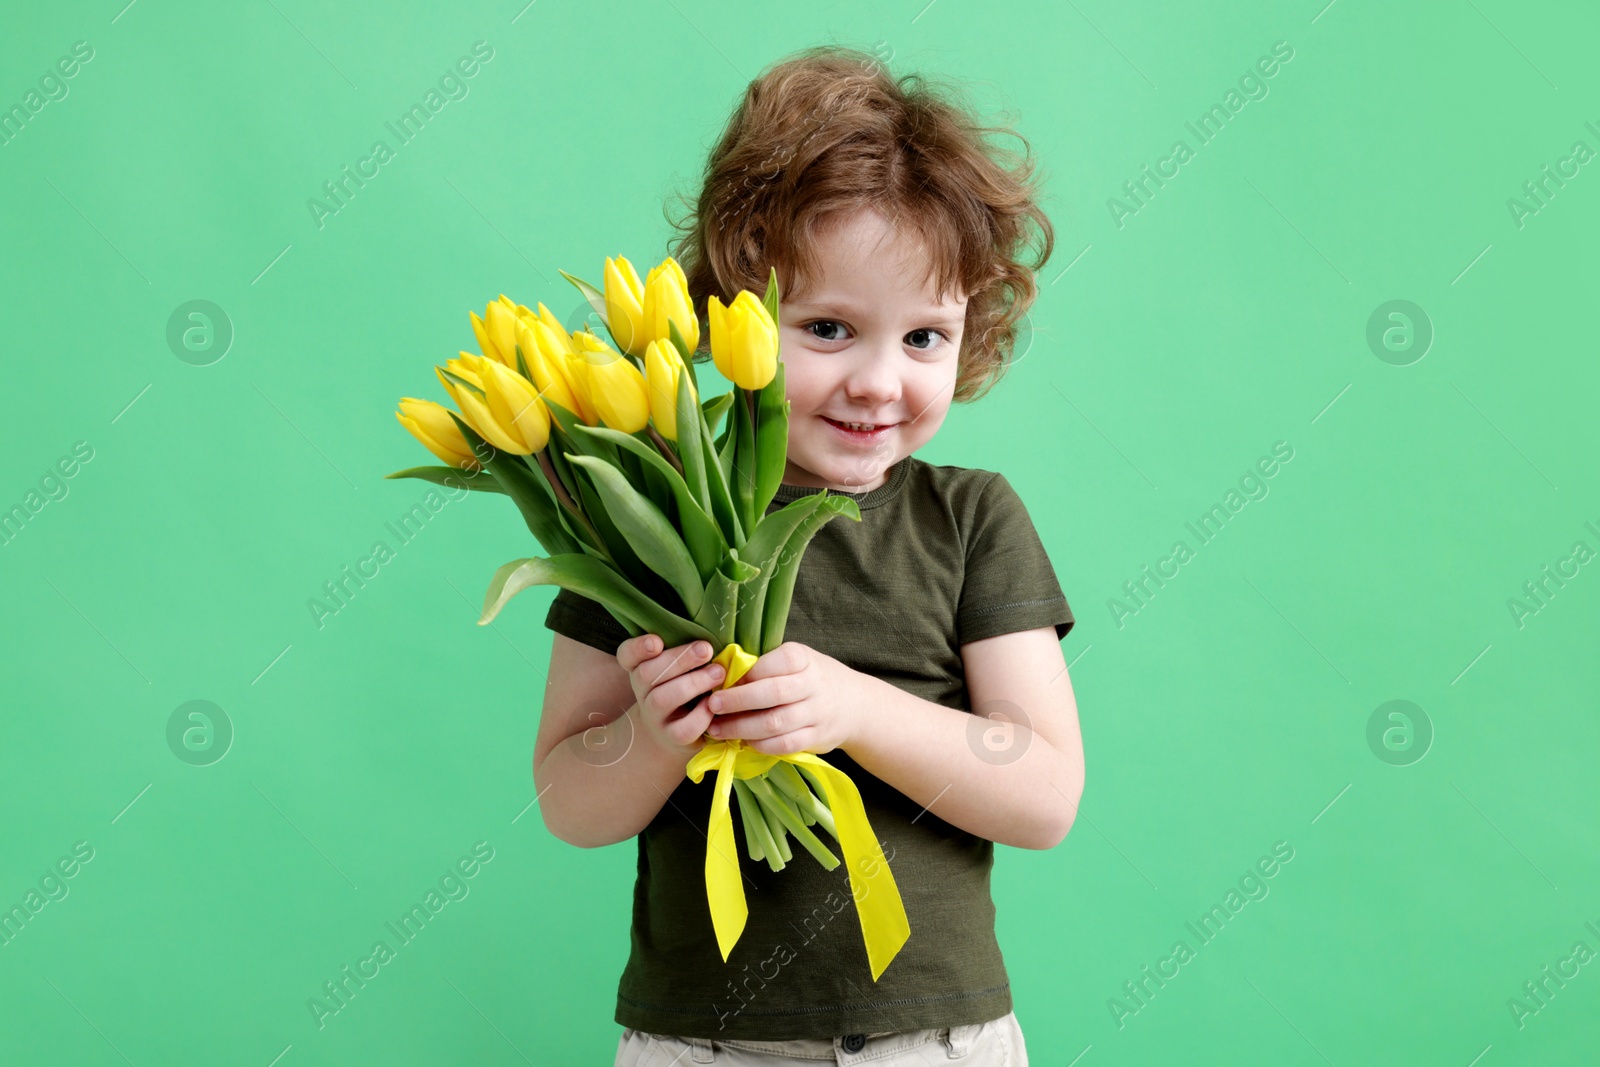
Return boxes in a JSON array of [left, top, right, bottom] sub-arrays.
[[543, 455, 1074, 1040]]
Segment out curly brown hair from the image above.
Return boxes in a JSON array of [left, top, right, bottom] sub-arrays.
[[664, 45, 1054, 403]]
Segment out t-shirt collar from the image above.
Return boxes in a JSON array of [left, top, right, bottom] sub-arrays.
[[770, 457, 911, 511]]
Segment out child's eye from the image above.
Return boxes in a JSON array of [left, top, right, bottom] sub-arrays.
[[805, 320, 849, 343], [905, 327, 950, 352]]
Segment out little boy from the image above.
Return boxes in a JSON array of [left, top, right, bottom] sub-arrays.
[[535, 45, 1082, 1067]]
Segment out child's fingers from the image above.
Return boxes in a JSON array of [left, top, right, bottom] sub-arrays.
[[615, 633, 662, 672], [648, 660, 726, 719], [663, 698, 715, 748], [707, 673, 796, 716]]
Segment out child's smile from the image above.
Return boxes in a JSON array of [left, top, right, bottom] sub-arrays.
[[777, 206, 968, 494]]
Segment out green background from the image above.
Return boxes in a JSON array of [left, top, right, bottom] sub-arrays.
[[2, 0, 1596, 1063]]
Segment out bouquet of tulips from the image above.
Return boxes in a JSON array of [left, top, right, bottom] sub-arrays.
[[388, 256, 910, 979]]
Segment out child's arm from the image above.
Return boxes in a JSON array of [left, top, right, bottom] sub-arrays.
[[703, 629, 1084, 850], [534, 634, 724, 848]]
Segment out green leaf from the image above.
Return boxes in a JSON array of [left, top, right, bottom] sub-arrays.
[[439, 367, 484, 397], [732, 495, 827, 650], [559, 268, 609, 327], [760, 494, 861, 653], [447, 414, 581, 555], [478, 554, 713, 647], [384, 466, 505, 495], [545, 400, 618, 465], [703, 411, 744, 549], [675, 372, 710, 516], [573, 423, 726, 583], [566, 454, 705, 617], [693, 550, 759, 648], [701, 391, 734, 437], [668, 317, 699, 398], [753, 359, 788, 519], [566, 453, 662, 597], [731, 389, 758, 535], [761, 266, 781, 328]]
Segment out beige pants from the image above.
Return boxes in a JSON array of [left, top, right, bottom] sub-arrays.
[[614, 1010, 1029, 1066]]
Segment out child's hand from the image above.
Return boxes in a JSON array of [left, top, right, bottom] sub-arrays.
[[702, 642, 862, 755], [616, 634, 726, 756]]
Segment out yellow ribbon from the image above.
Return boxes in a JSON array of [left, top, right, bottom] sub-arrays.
[[684, 643, 911, 981]]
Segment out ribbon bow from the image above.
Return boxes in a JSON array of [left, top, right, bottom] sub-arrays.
[[684, 643, 911, 981]]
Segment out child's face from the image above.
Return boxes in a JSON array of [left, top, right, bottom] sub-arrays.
[[777, 207, 967, 494]]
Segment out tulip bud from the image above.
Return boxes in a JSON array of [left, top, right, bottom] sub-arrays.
[[536, 323, 603, 426], [437, 355, 524, 455], [396, 397, 481, 470], [603, 255, 647, 358], [483, 299, 520, 368], [479, 359, 551, 454], [574, 335, 650, 433], [469, 310, 496, 363], [643, 256, 700, 354], [645, 338, 696, 441], [517, 318, 584, 421], [707, 290, 779, 390], [535, 302, 574, 352]]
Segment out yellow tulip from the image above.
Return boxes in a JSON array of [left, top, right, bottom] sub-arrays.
[[708, 290, 778, 390], [643, 256, 700, 353], [479, 358, 551, 454], [396, 397, 481, 470], [437, 355, 523, 455], [439, 351, 486, 391], [535, 302, 574, 352], [603, 255, 647, 357], [530, 320, 601, 425], [517, 318, 584, 421], [469, 310, 496, 363], [572, 333, 650, 433], [645, 338, 696, 440], [483, 298, 520, 368]]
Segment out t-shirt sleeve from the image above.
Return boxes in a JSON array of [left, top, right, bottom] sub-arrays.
[[544, 586, 636, 657], [957, 472, 1075, 645]]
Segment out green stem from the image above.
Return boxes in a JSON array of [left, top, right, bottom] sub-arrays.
[[733, 778, 782, 870], [759, 786, 793, 867], [769, 761, 837, 839], [536, 449, 609, 557], [730, 778, 767, 862], [644, 423, 685, 476], [746, 774, 839, 870]]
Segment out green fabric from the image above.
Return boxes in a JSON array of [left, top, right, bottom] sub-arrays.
[[543, 456, 1074, 1039]]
